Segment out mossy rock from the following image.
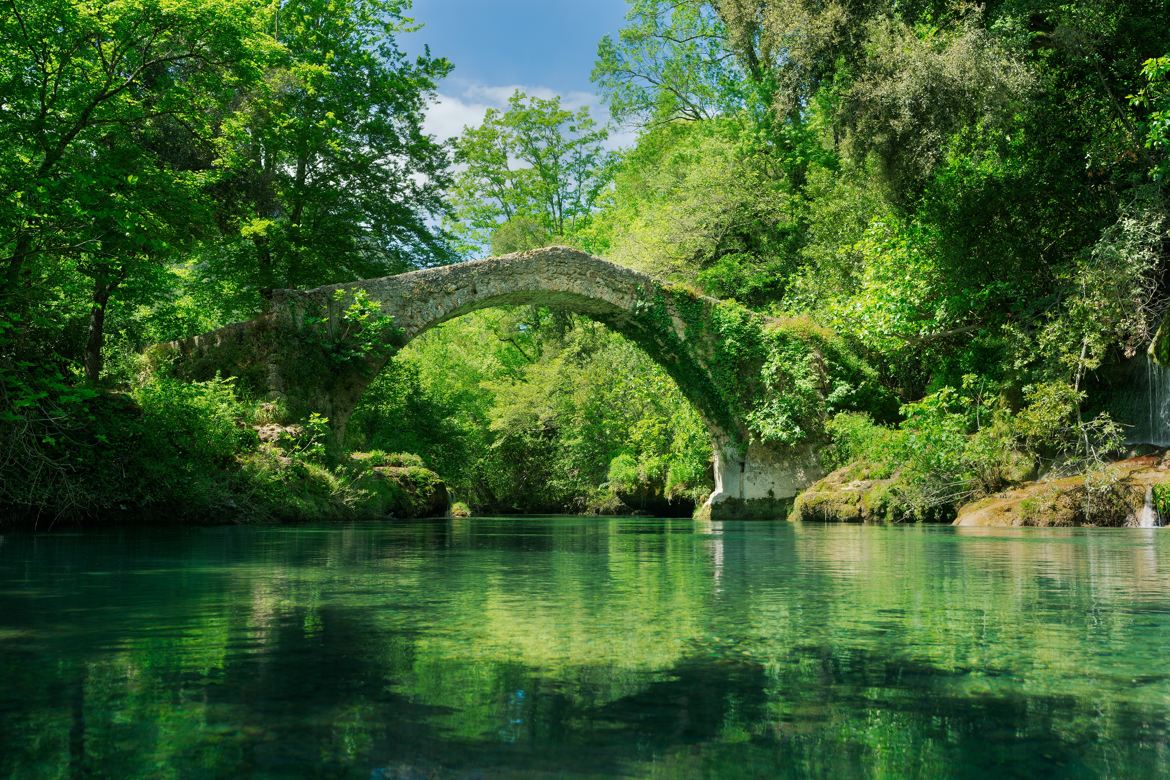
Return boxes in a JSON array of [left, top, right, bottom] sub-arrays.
[[954, 455, 1169, 527], [358, 465, 448, 518], [1151, 317, 1170, 366], [697, 496, 793, 521], [788, 464, 903, 523], [351, 450, 426, 468]]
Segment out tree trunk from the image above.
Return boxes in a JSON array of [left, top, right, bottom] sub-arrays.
[[83, 273, 120, 384], [3, 233, 33, 298], [256, 239, 275, 312]]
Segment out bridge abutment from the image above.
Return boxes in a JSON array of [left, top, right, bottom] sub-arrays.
[[699, 439, 822, 520]]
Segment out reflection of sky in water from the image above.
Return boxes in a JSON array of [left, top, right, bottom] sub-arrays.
[[1, 519, 1170, 778]]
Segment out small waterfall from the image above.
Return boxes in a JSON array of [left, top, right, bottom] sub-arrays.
[[1148, 357, 1170, 446], [1117, 356, 1170, 447], [1136, 486, 1161, 528]]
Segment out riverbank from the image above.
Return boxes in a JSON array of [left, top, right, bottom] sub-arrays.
[[0, 383, 452, 530], [790, 452, 1170, 527]]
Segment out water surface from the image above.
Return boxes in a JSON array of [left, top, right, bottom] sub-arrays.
[[2, 518, 1169, 778]]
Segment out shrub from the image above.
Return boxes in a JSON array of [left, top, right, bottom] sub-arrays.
[[133, 376, 254, 468], [824, 412, 907, 476], [118, 376, 256, 512], [606, 453, 641, 493], [359, 451, 426, 468], [1154, 482, 1170, 519], [823, 376, 1128, 523], [1080, 467, 1143, 525]]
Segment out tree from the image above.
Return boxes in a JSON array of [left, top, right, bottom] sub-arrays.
[[838, 14, 1034, 197], [715, 0, 885, 119], [581, 120, 800, 306], [448, 91, 612, 252], [209, 0, 454, 302], [0, 0, 271, 377], [0, 0, 268, 298], [593, 0, 744, 125], [1131, 54, 1170, 182]]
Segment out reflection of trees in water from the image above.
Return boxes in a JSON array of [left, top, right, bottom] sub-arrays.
[[2, 521, 1170, 777]]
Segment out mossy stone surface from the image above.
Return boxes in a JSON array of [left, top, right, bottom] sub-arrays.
[[359, 465, 449, 518], [954, 455, 1170, 527]]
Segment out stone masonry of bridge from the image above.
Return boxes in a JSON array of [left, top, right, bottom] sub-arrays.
[[156, 247, 834, 519]]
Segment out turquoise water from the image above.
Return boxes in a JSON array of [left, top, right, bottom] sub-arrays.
[[2, 518, 1169, 778]]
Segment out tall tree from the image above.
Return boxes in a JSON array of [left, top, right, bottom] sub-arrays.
[[0, 0, 271, 376], [448, 91, 612, 253], [209, 0, 454, 303], [593, 0, 744, 125]]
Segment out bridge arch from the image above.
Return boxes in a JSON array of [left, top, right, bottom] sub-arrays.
[[161, 247, 826, 518]]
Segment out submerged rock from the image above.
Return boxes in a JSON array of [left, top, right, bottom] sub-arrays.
[[954, 455, 1169, 528]]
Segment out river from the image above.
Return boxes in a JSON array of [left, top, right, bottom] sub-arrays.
[[1, 518, 1169, 778]]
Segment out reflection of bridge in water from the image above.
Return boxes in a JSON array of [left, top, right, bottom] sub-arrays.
[[156, 246, 821, 518]]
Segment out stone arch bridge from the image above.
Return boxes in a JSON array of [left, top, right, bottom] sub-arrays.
[[158, 247, 840, 519]]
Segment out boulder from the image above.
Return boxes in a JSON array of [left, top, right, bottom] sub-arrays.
[[954, 455, 1168, 528], [788, 464, 901, 523], [359, 465, 449, 518]]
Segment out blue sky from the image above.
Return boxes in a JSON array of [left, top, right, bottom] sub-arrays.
[[401, 0, 633, 144]]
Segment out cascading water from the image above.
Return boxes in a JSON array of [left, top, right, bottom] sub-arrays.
[[1113, 356, 1170, 447], [1136, 486, 1160, 528], [1144, 356, 1170, 446], [1103, 355, 1168, 528]]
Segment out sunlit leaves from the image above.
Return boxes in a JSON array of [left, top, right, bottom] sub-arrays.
[[593, 0, 745, 125], [447, 91, 612, 254]]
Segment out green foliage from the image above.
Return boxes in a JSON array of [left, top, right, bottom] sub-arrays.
[[208, 0, 454, 295], [581, 120, 801, 308], [1152, 481, 1170, 519], [1131, 55, 1170, 181], [1, 372, 253, 521], [840, 14, 1034, 197], [281, 412, 330, 466], [134, 377, 254, 470], [637, 290, 894, 449], [825, 377, 1127, 522], [6, 0, 1170, 524], [448, 91, 612, 252], [305, 289, 401, 366], [593, 0, 745, 124], [1027, 192, 1165, 380], [358, 451, 426, 468], [824, 413, 907, 477], [606, 453, 642, 493], [350, 310, 713, 513]]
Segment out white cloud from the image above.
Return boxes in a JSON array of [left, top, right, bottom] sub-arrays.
[[423, 92, 495, 141], [423, 81, 634, 151], [606, 127, 639, 151]]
